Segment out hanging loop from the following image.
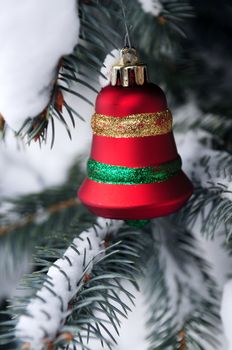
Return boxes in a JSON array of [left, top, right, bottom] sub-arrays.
[[120, 0, 132, 48]]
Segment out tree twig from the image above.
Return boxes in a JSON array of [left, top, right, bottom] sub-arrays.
[[0, 197, 80, 236], [178, 329, 186, 350]]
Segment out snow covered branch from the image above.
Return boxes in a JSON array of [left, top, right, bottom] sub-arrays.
[[16, 218, 123, 350]]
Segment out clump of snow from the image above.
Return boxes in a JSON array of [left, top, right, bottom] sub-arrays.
[[221, 280, 232, 350], [0, 0, 79, 131], [137, 0, 163, 17], [99, 49, 120, 87]]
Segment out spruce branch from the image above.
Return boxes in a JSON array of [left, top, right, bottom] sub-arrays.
[[199, 113, 232, 147], [144, 219, 221, 350], [0, 159, 85, 239], [0, 198, 80, 237], [0, 219, 144, 350], [178, 329, 186, 350], [130, 0, 193, 57], [176, 185, 232, 240], [175, 142, 232, 240], [174, 103, 232, 150]]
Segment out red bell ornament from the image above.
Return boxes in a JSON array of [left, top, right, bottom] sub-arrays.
[[78, 48, 193, 220]]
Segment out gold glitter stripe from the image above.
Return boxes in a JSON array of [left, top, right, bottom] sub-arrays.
[[91, 110, 172, 138]]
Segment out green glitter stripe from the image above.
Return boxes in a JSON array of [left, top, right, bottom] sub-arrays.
[[87, 158, 182, 185]]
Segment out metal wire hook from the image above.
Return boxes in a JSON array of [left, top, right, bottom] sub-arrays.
[[120, 0, 132, 48]]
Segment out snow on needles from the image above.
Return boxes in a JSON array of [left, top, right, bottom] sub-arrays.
[[16, 219, 123, 350], [137, 0, 163, 17], [0, 0, 79, 131]]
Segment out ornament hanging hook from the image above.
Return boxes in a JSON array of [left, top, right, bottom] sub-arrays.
[[120, 0, 132, 48]]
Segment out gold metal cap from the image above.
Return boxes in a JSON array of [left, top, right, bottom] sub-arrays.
[[111, 48, 147, 87]]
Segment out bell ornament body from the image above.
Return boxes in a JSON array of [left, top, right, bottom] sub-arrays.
[[78, 49, 193, 220]]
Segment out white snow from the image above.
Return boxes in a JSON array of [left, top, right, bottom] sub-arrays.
[[221, 280, 232, 350], [137, 0, 163, 17], [0, 0, 79, 131], [99, 49, 120, 87]]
